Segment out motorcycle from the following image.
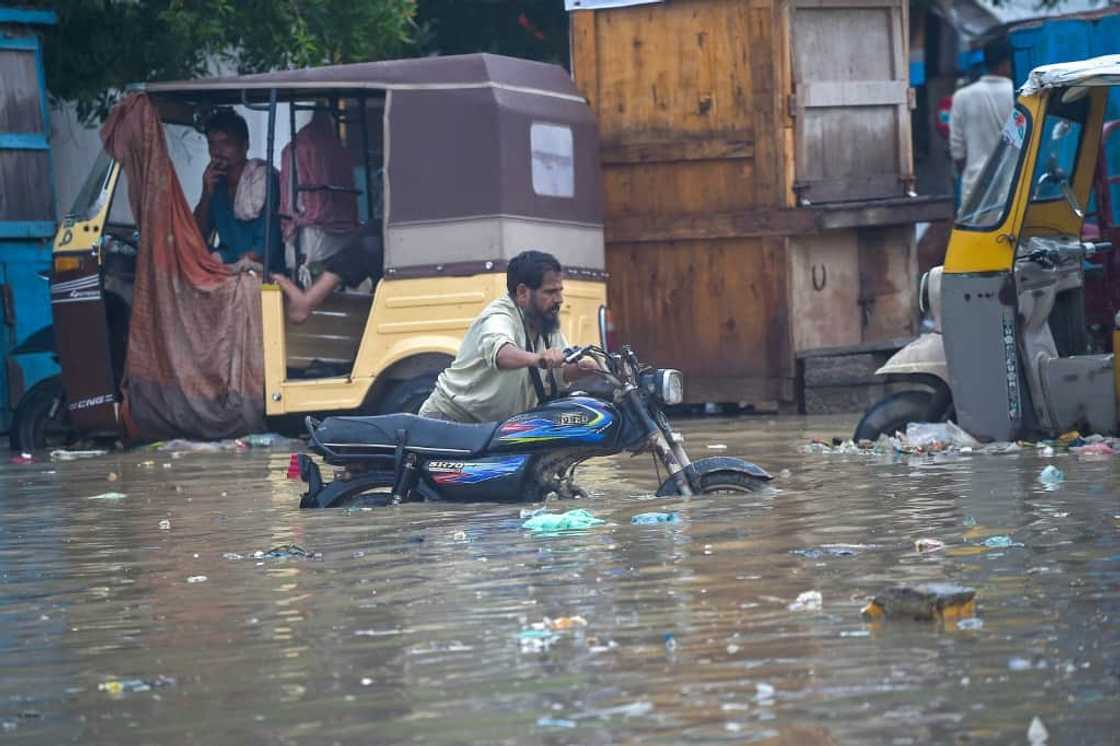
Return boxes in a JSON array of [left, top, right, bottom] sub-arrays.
[[297, 344, 772, 508]]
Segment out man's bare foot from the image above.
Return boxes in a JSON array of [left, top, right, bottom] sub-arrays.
[[273, 275, 313, 324]]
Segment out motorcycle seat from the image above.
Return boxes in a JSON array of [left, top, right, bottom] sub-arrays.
[[313, 414, 499, 457]]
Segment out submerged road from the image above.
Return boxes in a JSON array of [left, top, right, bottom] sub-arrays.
[[1, 415, 1117, 743]]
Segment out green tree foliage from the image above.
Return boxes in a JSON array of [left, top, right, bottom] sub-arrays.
[[29, 0, 417, 124]]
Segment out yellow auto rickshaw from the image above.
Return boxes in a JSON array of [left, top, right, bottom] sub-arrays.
[[13, 54, 608, 449], [856, 54, 1120, 442]]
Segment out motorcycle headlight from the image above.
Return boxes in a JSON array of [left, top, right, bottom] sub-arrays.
[[657, 369, 684, 405]]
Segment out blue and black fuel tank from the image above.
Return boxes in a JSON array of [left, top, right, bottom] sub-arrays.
[[487, 396, 621, 452]]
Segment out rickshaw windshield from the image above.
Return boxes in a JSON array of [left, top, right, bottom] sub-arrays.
[[66, 150, 115, 222], [1027, 93, 1089, 204], [956, 106, 1032, 230]]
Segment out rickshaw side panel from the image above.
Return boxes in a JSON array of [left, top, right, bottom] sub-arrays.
[[51, 254, 119, 433], [264, 274, 608, 415]]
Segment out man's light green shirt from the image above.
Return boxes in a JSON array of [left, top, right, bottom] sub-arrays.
[[419, 295, 569, 423]]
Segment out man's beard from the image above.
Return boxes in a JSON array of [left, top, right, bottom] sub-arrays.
[[527, 303, 561, 335]]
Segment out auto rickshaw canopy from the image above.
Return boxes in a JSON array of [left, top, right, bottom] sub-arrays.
[[134, 54, 605, 276], [1020, 54, 1120, 95]]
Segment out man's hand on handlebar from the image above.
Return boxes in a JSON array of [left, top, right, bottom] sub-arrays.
[[536, 348, 567, 369]]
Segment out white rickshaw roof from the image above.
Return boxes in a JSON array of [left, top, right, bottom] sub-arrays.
[[1020, 54, 1120, 96]]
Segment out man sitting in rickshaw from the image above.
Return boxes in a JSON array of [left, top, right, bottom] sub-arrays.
[[192, 108, 284, 273]]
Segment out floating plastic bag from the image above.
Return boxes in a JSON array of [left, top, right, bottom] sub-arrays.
[[904, 421, 981, 449], [631, 512, 680, 525], [521, 509, 605, 533]]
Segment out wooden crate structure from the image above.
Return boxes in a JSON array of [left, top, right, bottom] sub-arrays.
[[570, 0, 951, 407]]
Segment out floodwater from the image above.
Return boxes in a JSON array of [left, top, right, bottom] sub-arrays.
[[1, 415, 1117, 745]]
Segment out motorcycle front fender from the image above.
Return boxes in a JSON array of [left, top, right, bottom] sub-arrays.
[[875, 333, 948, 384], [657, 456, 772, 496]]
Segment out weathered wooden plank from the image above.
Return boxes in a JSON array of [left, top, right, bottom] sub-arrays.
[[606, 207, 815, 242], [605, 197, 952, 242], [789, 231, 861, 352], [0, 150, 52, 221], [605, 237, 792, 393], [0, 49, 44, 133], [600, 133, 754, 164], [800, 81, 908, 108], [568, 11, 599, 116]]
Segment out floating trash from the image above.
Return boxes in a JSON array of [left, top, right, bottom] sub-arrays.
[[51, 449, 108, 461], [158, 519, 171, 530], [1027, 716, 1049, 745], [914, 538, 946, 553], [982, 535, 1024, 548], [631, 511, 680, 525], [187, 576, 207, 583], [1038, 465, 1065, 486], [87, 492, 127, 501], [521, 509, 604, 533], [788, 590, 822, 611], [99, 675, 176, 696], [537, 716, 577, 729], [862, 583, 975, 622], [956, 617, 984, 631]]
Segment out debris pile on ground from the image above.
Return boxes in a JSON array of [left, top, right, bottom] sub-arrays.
[[802, 425, 1119, 458]]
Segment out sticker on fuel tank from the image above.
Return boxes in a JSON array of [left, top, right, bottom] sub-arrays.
[[428, 456, 528, 485]]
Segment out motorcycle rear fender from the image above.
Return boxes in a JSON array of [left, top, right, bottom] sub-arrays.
[[874, 332, 948, 384]]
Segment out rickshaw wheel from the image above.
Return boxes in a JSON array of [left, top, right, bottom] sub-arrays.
[[374, 374, 439, 415], [9, 376, 75, 452], [853, 386, 953, 442]]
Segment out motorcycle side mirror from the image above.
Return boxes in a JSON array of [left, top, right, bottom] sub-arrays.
[[1060, 181, 1084, 219]]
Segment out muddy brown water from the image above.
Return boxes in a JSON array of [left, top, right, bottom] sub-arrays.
[[1, 415, 1117, 744]]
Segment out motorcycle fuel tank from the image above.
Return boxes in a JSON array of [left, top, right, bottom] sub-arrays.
[[489, 396, 619, 451]]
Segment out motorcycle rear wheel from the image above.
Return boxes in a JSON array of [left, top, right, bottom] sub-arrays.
[[303, 472, 397, 509]]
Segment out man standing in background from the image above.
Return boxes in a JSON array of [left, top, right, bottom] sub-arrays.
[[950, 38, 1015, 209]]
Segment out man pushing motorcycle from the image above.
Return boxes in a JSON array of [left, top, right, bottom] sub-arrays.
[[418, 250, 599, 423]]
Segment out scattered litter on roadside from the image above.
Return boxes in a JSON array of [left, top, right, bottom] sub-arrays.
[[982, 535, 1024, 548], [521, 509, 604, 533], [792, 544, 868, 559], [905, 422, 981, 449], [914, 538, 946, 553], [87, 492, 127, 501], [1041, 446, 1055, 457], [1027, 716, 1049, 745], [1038, 465, 1065, 486], [537, 716, 577, 729], [1072, 442, 1115, 458], [256, 544, 314, 559], [158, 519, 171, 530], [518, 624, 559, 653], [1057, 431, 1081, 446], [98, 675, 176, 696], [631, 511, 680, 525], [51, 449, 108, 461], [546, 616, 588, 630], [8, 452, 34, 465], [862, 583, 975, 622], [955, 617, 984, 631], [788, 590, 822, 611]]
